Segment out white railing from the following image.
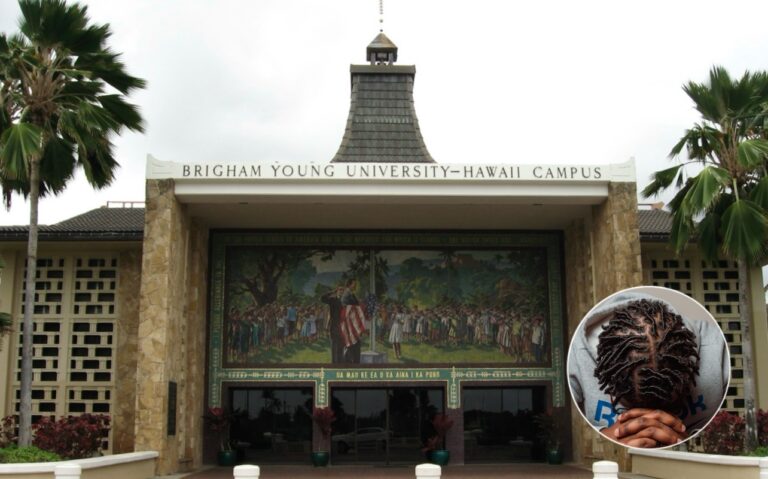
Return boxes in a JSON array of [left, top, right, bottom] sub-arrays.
[[630, 449, 768, 479], [233, 465, 260, 478], [54, 464, 81, 479], [0, 451, 158, 478], [592, 461, 619, 479]]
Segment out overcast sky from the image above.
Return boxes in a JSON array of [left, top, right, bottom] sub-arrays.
[[1, 0, 768, 226]]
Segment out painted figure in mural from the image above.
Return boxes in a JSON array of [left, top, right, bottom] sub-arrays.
[[322, 278, 367, 364], [341, 278, 363, 363], [321, 286, 346, 364], [286, 305, 298, 338], [223, 245, 552, 365], [388, 305, 404, 359], [531, 316, 546, 363]]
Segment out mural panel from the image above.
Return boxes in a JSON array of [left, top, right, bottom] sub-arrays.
[[223, 245, 550, 366]]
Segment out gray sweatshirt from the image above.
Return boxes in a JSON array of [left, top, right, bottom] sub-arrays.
[[568, 291, 729, 433]]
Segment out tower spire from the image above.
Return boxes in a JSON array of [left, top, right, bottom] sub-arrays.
[[379, 0, 384, 32]]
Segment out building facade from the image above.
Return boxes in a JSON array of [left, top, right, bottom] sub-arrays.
[[0, 35, 767, 475]]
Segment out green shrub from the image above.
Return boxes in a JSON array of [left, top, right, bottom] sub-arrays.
[[0, 445, 61, 463], [746, 445, 768, 457]]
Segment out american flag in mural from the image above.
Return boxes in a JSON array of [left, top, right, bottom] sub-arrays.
[[340, 304, 366, 347]]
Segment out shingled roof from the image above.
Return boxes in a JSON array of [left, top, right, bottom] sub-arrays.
[[331, 33, 434, 163], [0, 207, 144, 241], [637, 208, 674, 240]]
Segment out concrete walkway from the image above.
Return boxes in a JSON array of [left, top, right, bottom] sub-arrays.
[[174, 463, 594, 478]]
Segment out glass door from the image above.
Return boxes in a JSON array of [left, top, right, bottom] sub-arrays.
[[463, 386, 546, 463], [229, 387, 313, 464], [331, 387, 444, 464]]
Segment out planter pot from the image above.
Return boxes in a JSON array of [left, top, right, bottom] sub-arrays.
[[217, 449, 237, 466], [311, 451, 330, 467], [546, 447, 563, 465], [430, 449, 450, 466]]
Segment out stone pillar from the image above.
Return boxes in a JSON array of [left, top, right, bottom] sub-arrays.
[[591, 182, 642, 300], [564, 216, 594, 465], [113, 248, 142, 453], [565, 182, 642, 470], [180, 220, 208, 470], [589, 182, 642, 470], [135, 179, 208, 475]]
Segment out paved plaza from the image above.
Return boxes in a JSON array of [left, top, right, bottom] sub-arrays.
[[173, 463, 595, 479]]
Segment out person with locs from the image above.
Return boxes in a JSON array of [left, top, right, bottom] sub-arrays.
[[568, 290, 728, 448]]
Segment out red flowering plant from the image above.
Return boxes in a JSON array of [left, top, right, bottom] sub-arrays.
[[700, 410, 745, 455], [758, 409, 768, 447], [0, 416, 18, 448], [203, 407, 233, 452], [311, 407, 336, 452], [32, 414, 110, 459], [422, 413, 454, 453]]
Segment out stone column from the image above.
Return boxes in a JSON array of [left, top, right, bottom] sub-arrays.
[[113, 248, 142, 453], [135, 179, 207, 475], [565, 182, 642, 470], [591, 182, 642, 300], [589, 182, 642, 470]]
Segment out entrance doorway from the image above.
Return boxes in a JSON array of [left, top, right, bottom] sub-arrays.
[[463, 386, 547, 463], [229, 387, 313, 464], [331, 387, 444, 464]]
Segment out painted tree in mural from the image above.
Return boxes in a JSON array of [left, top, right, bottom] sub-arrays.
[[0, 0, 145, 445], [231, 249, 333, 306], [343, 250, 389, 297], [643, 66, 768, 450]]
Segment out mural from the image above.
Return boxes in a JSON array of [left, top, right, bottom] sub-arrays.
[[223, 245, 551, 367]]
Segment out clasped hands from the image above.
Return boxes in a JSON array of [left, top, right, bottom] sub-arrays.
[[601, 408, 687, 448]]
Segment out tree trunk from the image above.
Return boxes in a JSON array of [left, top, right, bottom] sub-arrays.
[[738, 258, 758, 451], [18, 155, 40, 447]]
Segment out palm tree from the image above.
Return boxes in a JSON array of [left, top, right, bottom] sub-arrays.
[[643, 66, 768, 451], [0, 0, 145, 445]]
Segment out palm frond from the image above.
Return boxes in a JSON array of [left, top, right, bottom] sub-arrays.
[[748, 176, 768, 210], [98, 95, 144, 133], [721, 199, 768, 264], [18, 0, 108, 54], [670, 210, 694, 254], [667, 178, 694, 214], [77, 134, 117, 187], [0, 123, 43, 179], [737, 138, 768, 168], [76, 51, 146, 94], [37, 135, 76, 194], [641, 164, 683, 198], [669, 123, 723, 162], [696, 214, 721, 262], [681, 166, 731, 215]]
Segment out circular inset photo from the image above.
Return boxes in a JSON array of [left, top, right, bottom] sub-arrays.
[[567, 286, 729, 449]]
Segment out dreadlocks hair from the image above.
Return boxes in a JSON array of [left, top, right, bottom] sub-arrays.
[[593, 298, 700, 412]]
